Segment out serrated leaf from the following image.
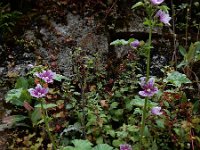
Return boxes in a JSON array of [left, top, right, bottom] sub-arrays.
[[92, 144, 113, 150], [131, 2, 144, 9], [159, 5, 170, 12], [130, 96, 157, 107], [34, 103, 57, 109], [72, 139, 93, 150], [110, 39, 128, 46], [143, 18, 152, 26], [15, 77, 29, 89], [5, 88, 24, 106], [54, 74, 68, 82], [112, 139, 123, 147], [163, 71, 192, 88]]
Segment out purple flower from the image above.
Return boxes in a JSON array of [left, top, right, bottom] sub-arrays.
[[120, 144, 132, 150], [27, 64, 34, 68], [130, 40, 140, 49], [151, 106, 163, 115], [150, 0, 164, 5], [28, 84, 48, 98], [139, 77, 158, 97], [35, 70, 56, 83], [155, 10, 171, 25]]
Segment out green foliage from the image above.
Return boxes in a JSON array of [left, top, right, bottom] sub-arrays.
[[34, 103, 57, 109], [178, 41, 200, 68], [110, 39, 129, 46], [131, 96, 158, 107], [163, 71, 192, 88], [61, 139, 113, 150], [3, 0, 200, 149], [0, 3, 21, 36], [5, 88, 31, 106], [131, 2, 144, 10]]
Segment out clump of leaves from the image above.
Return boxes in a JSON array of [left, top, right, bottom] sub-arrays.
[[0, 3, 21, 37], [61, 139, 113, 150]]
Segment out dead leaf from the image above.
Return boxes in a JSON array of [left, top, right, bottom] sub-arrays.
[[23, 101, 34, 111], [100, 100, 109, 108]]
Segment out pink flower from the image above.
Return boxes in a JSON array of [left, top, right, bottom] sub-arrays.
[[155, 10, 171, 25], [151, 106, 163, 115], [28, 84, 48, 98], [120, 144, 132, 150], [139, 77, 158, 97], [35, 70, 56, 83], [150, 0, 164, 5], [130, 40, 140, 49]]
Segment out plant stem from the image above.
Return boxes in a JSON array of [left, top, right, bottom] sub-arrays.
[[40, 99, 57, 150], [140, 23, 153, 139], [146, 26, 153, 79], [81, 74, 87, 138], [185, 0, 193, 48], [171, 0, 178, 67], [197, 23, 200, 41]]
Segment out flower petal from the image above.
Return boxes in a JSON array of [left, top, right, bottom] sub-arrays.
[[151, 106, 163, 115], [150, 0, 164, 5]]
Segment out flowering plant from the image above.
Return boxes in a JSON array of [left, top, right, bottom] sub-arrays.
[[35, 70, 56, 83], [28, 84, 48, 98], [139, 77, 158, 97]]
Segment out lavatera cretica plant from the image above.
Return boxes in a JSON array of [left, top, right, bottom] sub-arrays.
[[28, 69, 57, 149], [132, 0, 171, 145], [4, 65, 68, 149], [110, 0, 171, 148]]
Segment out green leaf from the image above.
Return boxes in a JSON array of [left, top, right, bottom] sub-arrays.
[[61, 146, 74, 150], [130, 96, 157, 107], [31, 107, 42, 125], [131, 2, 144, 10], [179, 45, 186, 57], [15, 77, 29, 89], [114, 91, 122, 97], [127, 125, 139, 132], [159, 5, 170, 12], [34, 103, 57, 109], [187, 43, 196, 63], [92, 144, 113, 150], [177, 61, 188, 68], [156, 119, 165, 128], [96, 137, 103, 144], [163, 71, 192, 88], [128, 38, 135, 43], [73, 92, 81, 96], [5, 88, 24, 106], [143, 18, 153, 26], [193, 100, 199, 114], [194, 41, 200, 61], [112, 139, 123, 147], [110, 39, 128, 46], [114, 109, 123, 117], [72, 139, 93, 150], [54, 74, 68, 82], [12, 115, 28, 123]]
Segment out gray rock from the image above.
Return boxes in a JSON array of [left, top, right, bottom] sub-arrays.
[[57, 47, 73, 77]]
